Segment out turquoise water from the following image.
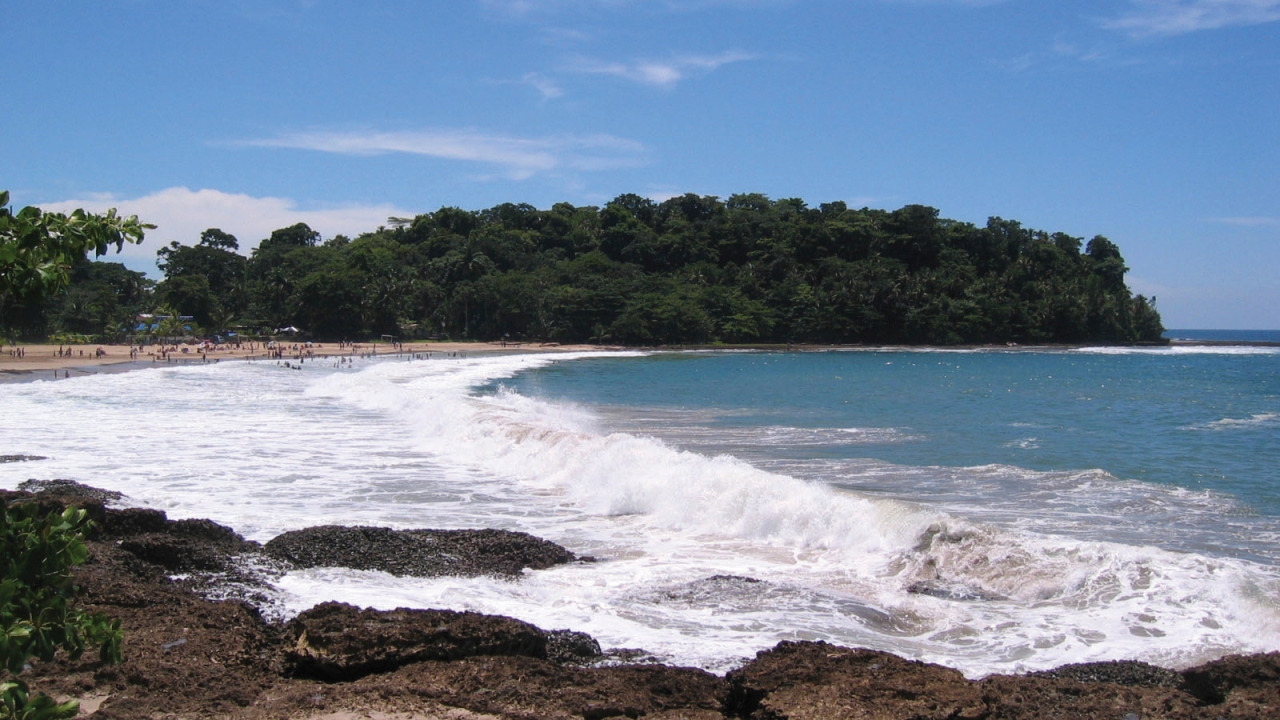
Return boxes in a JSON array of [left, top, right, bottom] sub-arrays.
[[502, 348, 1280, 561]]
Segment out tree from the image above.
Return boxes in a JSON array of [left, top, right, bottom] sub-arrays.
[[154, 275, 215, 330], [47, 260, 152, 337], [197, 228, 238, 251], [155, 229, 248, 329], [256, 223, 320, 253], [0, 191, 152, 335], [1, 501, 123, 719]]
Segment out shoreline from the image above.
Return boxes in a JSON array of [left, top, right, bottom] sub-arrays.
[[0, 340, 619, 382], [3, 337, 1271, 383]]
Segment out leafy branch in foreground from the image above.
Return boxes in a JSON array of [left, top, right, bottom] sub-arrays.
[[0, 190, 152, 335], [1, 501, 122, 720]]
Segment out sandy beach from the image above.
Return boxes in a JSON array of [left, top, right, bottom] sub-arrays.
[[0, 338, 1238, 383], [0, 340, 613, 381]]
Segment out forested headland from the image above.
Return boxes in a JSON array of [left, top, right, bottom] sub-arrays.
[[3, 193, 1164, 346]]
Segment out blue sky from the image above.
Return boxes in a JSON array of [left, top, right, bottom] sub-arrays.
[[3, 1, 1277, 328]]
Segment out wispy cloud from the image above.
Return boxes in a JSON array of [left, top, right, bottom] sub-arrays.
[[1210, 216, 1280, 226], [241, 129, 647, 180], [1050, 37, 1109, 63], [569, 50, 756, 87], [521, 72, 566, 99], [39, 187, 413, 266], [1104, 0, 1280, 37]]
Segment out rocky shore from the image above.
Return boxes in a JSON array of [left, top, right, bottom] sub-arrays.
[[4, 481, 1277, 719]]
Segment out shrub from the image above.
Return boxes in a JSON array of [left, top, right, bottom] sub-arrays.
[[1, 501, 121, 720]]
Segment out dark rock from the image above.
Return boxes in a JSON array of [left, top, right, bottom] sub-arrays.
[[352, 655, 729, 720], [23, 540, 285, 720], [977, 673, 1202, 720], [119, 532, 253, 574], [284, 601, 549, 681], [545, 628, 603, 664], [99, 507, 170, 538], [906, 580, 1007, 602], [0, 454, 47, 463], [1179, 651, 1280, 707], [169, 517, 252, 543], [263, 524, 579, 578], [726, 641, 986, 720], [18, 477, 119, 501], [650, 574, 768, 606], [1034, 659, 1182, 687], [0, 486, 110, 530], [115, 516, 262, 574]]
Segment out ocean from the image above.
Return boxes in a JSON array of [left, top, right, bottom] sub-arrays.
[[2, 346, 1278, 678]]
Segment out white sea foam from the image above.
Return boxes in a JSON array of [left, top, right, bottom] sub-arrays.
[[589, 417, 924, 450], [1074, 345, 1280, 356], [2, 352, 1279, 678], [1190, 413, 1279, 431]]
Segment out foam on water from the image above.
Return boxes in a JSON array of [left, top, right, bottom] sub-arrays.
[[3, 352, 1279, 678], [1074, 345, 1280, 356], [1193, 413, 1280, 431]]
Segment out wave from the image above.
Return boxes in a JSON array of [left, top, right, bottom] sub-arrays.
[[5, 351, 1274, 676], [10, 352, 1274, 676], [311, 355, 938, 557], [300, 352, 1280, 675]]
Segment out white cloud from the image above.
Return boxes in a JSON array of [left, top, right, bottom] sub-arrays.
[[38, 187, 412, 269], [241, 129, 646, 180], [570, 50, 756, 87], [1104, 0, 1280, 37], [645, 188, 688, 202]]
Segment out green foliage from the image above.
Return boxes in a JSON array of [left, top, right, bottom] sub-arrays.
[[0, 191, 152, 339], [154, 230, 247, 331], [0, 192, 150, 302], [1, 501, 122, 719], [225, 195, 1161, 344], [19, 192, 1163, 345], [46, 260, 152, 339]]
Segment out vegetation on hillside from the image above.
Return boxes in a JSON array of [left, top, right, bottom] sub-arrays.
[[2, 193, 1163, 345]]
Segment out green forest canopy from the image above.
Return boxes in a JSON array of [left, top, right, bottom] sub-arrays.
[[7, 193, 1164, 346]]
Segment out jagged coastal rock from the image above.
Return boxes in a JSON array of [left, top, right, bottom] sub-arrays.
[[264, 524, 584, 577], [287, 602, 551, 681], [5, 482, 1279, 719]]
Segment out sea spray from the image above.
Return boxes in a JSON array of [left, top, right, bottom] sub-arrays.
[[298, 352, 1280, 674], [2, 349, 1278, 677]]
